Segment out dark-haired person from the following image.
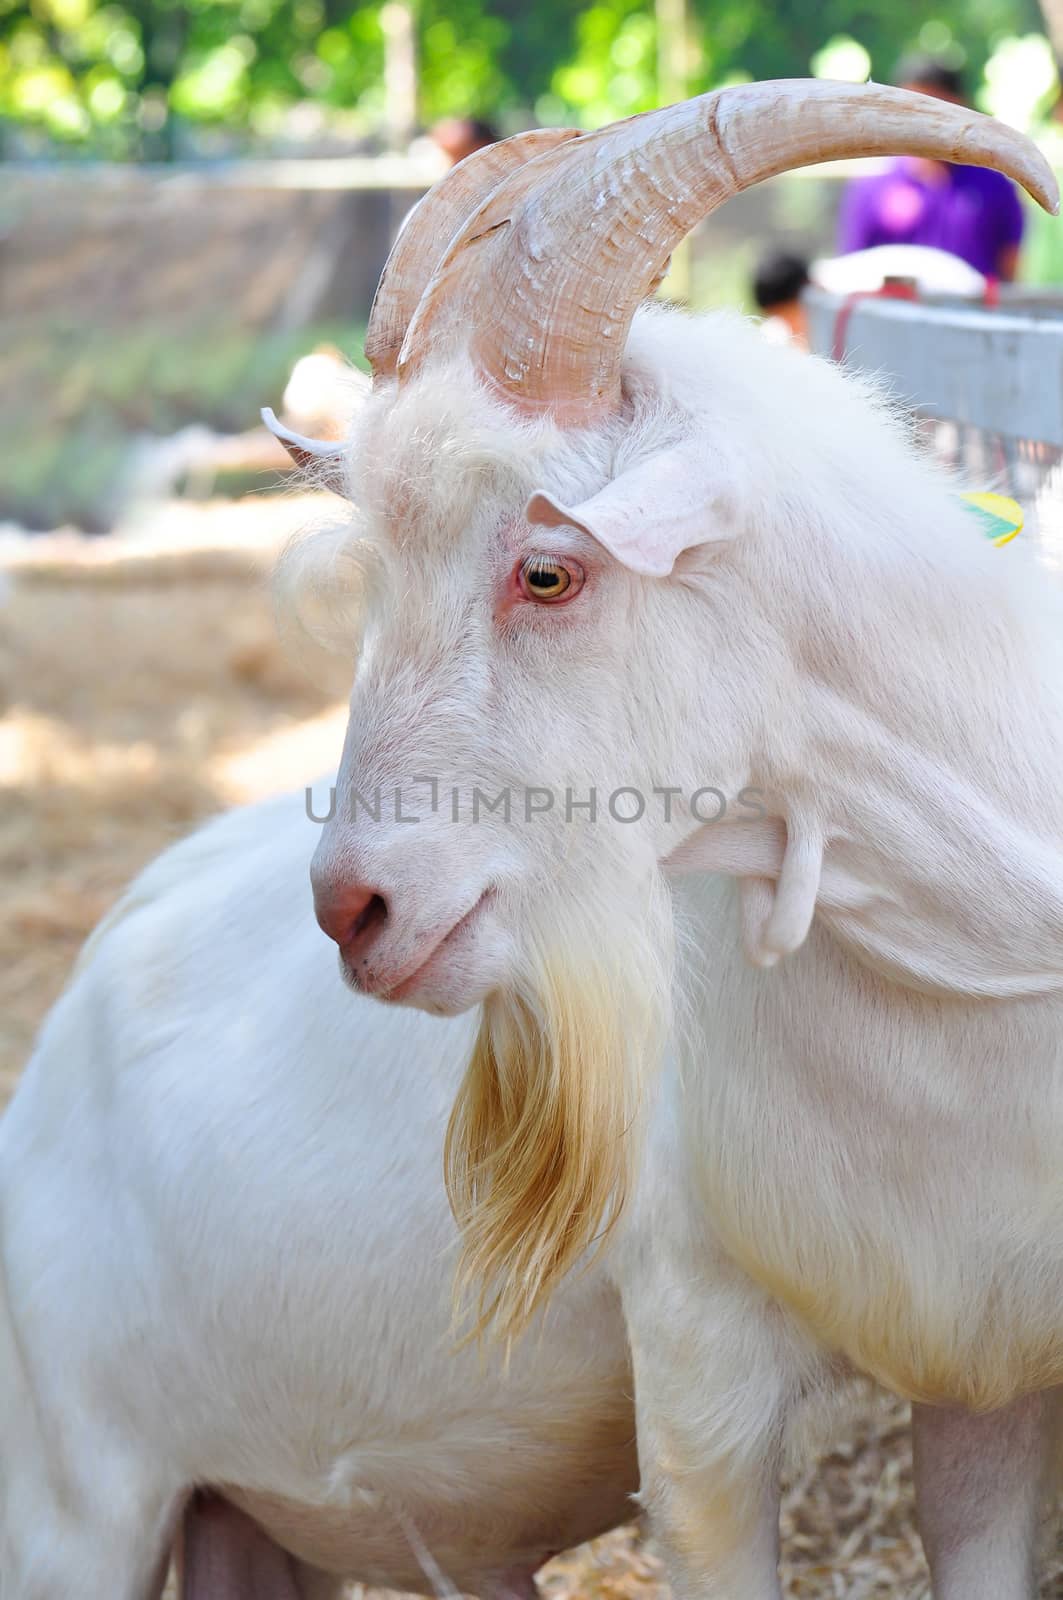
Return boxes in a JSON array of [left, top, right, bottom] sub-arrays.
[[752, 248, 810, 347], [838, 54, 1024, 280], [430, 117, 501, 168]]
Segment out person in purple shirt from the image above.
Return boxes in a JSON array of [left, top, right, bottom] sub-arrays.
[[838, 55, 1025, 280]]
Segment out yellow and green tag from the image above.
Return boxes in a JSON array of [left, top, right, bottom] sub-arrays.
[[960, 491, 1024, 547]]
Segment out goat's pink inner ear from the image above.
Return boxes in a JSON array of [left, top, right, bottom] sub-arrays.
[[527, 441, 738, 579], [525, 491, 590, 534], [524, 488, 678, 578]]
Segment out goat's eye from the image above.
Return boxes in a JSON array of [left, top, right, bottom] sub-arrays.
[[518, 555, 583, 604]]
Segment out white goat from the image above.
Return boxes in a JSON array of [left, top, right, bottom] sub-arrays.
[[0, 794, 637, 1596], [280, 80, 1063, 1599], [3, 78, 1061, 1600], [3, 125, 643, 1599]]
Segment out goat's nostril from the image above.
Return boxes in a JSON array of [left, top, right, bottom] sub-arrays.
[[315, 885, 390, 952], [349, 892, 388, 947]]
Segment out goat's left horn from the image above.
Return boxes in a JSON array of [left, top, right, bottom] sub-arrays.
[[364, 127, 583, 385], [402, 79, 1058, 418], [261, 407, 348, 494]]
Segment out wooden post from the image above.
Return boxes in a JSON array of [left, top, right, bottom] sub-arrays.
[[656, 0, 688, 106], [381, 1, 418, 156], [1039, 0, 1063, 67], [655, 0, 691, 303]]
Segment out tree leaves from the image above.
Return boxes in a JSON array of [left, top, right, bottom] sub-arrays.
[[0, 0, 1048, 159]]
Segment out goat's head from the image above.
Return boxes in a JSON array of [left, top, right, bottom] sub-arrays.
[[271, 81, 1057, 1336]]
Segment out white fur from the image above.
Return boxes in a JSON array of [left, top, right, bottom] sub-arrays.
[[8, 299, 1063, 1597], [301, 302, 1063, 1594], [0, 793, 636, 1595]]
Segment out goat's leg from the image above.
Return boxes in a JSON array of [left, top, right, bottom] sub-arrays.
[[620, 1265, 804, 1600], [0, 1428, 177, 1597], [0, 1274, 178, 1599], [177, 1495, 345, 1599], [292, 1562, 349, 1600], [637, 1443, 780, 1600], [912, 1391, 1052, 1599], [0, 1441, 177, 1600], [481, 1566, 541, 1600]]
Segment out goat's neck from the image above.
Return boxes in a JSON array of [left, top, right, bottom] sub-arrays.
[[673, 671, 1063, 999], [780, 677, 1063, 997]]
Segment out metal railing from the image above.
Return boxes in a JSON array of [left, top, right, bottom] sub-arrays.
[[805, 284, 1063, 566]]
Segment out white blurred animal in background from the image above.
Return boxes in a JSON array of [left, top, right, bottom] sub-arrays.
[[811, 241, 989, 297]]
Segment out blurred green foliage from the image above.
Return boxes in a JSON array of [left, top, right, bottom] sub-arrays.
[[1, 318, 366, 527], [0, 0, 1050, 158]]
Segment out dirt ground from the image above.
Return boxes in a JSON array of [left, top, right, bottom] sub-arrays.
[[0, 494, 352, 1098], [2, 496, 1061, 1598]]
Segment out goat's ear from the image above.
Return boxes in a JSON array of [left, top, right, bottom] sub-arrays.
[[261, 408, 350, 498], [525, 442, 735, 577]]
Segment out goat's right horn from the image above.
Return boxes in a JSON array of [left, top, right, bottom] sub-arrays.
[[401, 79, 1058, 418], [364, 127, 583, 384]]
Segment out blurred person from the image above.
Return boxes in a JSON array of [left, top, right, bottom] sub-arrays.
[[752, 248, 810, 347], [838, 54, 1024, 280], [393, 117, 502, 269], [430, 116, 501, 168]]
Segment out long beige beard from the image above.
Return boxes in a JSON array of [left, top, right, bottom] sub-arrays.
[[444, 876, 673, 1343]]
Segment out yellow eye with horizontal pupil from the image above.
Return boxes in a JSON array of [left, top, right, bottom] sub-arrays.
[[519, 557, 576, 602]]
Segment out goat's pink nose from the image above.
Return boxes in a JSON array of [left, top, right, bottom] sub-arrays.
[[314, 883, 390, 959]]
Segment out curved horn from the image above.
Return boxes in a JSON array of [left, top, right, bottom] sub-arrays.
[[364, 127, 583, 384], [261, 406, 348, 495], [400, 80, 1059, 416]]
